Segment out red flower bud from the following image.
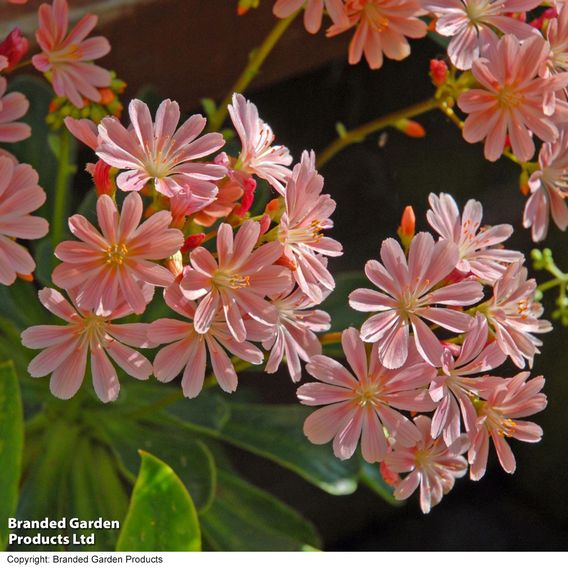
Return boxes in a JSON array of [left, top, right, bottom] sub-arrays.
[[181, 233, 206, 254], [233, 176, 256, 217], [430, 59, 448, 87], [0, 28, 29, 72]]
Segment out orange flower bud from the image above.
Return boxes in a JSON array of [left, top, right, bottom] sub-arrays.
[[394, 118, 426, 138], [397, 206, 415, 239]]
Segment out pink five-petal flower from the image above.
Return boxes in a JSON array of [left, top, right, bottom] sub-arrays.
[[485, 261, 552, 368], [523, 129, 568, 241], [31, 0, 111, 109], [274, 0, 349, 33], [429, 313, 507, 446], [278, 150, 342, 303], [180, 220, 291, 342], [298, 327, 436, 463], [349, 232, 483, 369], [96, 98, 226, 201], [326, 0, 427, 70], [425, 0, 541, 70], [458, 34, 568, 163], [228, 93, 293, 194], [467, 372, 547, 480], [21, 287, 153, 402], [257, 284, 332, 382], [384, 415, 469, 514], [0, 157, 49, 285], [427, 192, 523, 283], [149, 280, 264, 398], [52, 192, 183, 316], [0, 76, 30, 144]]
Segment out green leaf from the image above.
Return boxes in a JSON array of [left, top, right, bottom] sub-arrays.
[[117, 451, 201, 552], [320, 271, 369, 332], [359, 462, 400, 506], [168, 396, 360, 495], [33, 238, 55, 288], [97, 415, 217, 513], [201, 469, 321, 551], [0, 362, 24, 551]]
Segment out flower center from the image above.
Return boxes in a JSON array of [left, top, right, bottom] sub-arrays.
[[496, 84, 524, 109], [279, 220, 324, 245], [81, 313, 107, 344], [105, 243, 128, 266], [354, 381, 380, 407], [363, 2, 390, 32], [213, 270, 251, 290], [474, 399, 517, 437]]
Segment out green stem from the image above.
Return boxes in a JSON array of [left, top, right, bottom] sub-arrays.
[[316, 97, 440, 169], [208, 11, 299, 132], [52, 128, 72, 249], [537, 278, 563, 293]]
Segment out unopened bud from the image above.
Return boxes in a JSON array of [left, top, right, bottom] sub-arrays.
[[233, 177, 256, 217], [181, 233, 206, 254], [165, 250, 184, 277], [258, 213, 271, 236], [0, 28, 28, 72], [92, 160, 115, 196], [397, 206, 415, 250], [237, 0, 260, 15], [17, 272, 34, 283], [394, 118, 425, 138], [430, 59, 448, 87], [519, 169, 530, 196], [265, 197, 285, 222]]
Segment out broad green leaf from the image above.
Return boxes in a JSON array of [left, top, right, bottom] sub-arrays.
[[201, 469, 321, 551], [0, 279, 46, 330], [0, 362, 24, 551], [33, 239, 56, 288], [168, 396, 360, 495], [359, 462, 400, 506], [117, 451, 201, 552], [320, 271, 369, 332], [97, 415, 217, 513]]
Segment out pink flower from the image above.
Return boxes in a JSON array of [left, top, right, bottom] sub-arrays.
[[485, 261, 552, 368], [0, 76, 30, 143], [523, 130, 568, 241], [149, 280, 264, 398], [468, 372, 546, 480], [0, 157, 49, 285], [458, 34, 568, 162], [21, 287, 153, 402], [298, 328, 436, 463], [544, 7, 568, 78], [257, 284, 332, 382], [429, 314, 506, 446], [0, 28, 29, 72], [53, 192, 183, 316], [384, 415, 469, 513], [349, 232, 483, 369], [96, 99, 226, 201], [278, 151, 342, 302], [326, 0, 427, 70], [64, 116, 99, 150], [273, 0, 349, 34], [425, 0, 541, 70], [228, 93, 292, 194], [180, 220, 291, 342], [427, 192, 523, 282], [32, 0, 111, 109]]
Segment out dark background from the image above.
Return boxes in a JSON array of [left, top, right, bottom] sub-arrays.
[[6, 0, 568, 551]]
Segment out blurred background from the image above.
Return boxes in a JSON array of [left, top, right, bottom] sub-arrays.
[[3, 0, 567, 550]]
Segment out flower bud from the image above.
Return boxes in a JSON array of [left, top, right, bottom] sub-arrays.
[[165, 250, 184, 277], [397, 206, 415, 250], [233, 177, 256, 217], [181, 233, 206, 254], [430, 59, 448, 87], [0, 28, 29, 72], [394, 118, 425, 138], [519, 169, 530, 196]]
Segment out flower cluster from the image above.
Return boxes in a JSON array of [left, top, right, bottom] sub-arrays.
[[297, 193, 549, 513]]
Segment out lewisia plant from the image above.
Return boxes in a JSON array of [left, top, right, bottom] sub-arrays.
[[0, 0, 564, 537]]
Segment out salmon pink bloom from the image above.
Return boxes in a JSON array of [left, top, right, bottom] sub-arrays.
[[429, 314, 506, 445], [427, 192, 523, 283], [468, 372, 546, 480], [485, 261, 552, 368], [53, 192, 183, 316], [21, 287, 153, 402], [180, 220, 291, 342], [0, 28, 29, 72], [257, 284, 332, 382], [97, 99, 226, 200], [64, 116, 99, 150], [349, 232, 483, 369], [458, 34, 568, 163], [326, 0, 427, 70], [425, 0, 541, 70], [273, 0, 349, 33], [384, 415, 469, 513], [298, 328, 436, 463], [32, 0, 111, 109], [149, 280, 264, 398], [0, 158, 48, 285], [523, 130, 568, 241], [228, 94, 292, 194], [0, 77, 30, 143], [278, 151, 342, 303]]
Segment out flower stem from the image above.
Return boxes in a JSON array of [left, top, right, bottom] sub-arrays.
[[316, 97, 440, 169], [52, 128, 72, 249], [208, 11, 299, 132]]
